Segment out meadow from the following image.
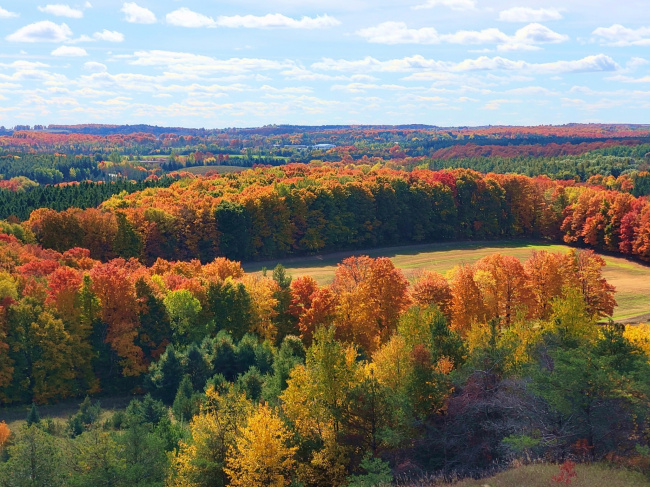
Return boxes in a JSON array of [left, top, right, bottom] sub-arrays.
[[244, 240, 650, 322]]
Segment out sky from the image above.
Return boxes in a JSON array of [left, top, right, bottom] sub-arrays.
[[1, 0, 650, 128]]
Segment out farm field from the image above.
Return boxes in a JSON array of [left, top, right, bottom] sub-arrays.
[[243, 240, 650, 322], [174, 165, 249, 175]]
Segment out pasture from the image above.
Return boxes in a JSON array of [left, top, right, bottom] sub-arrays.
[[243, 240, 650, 322]]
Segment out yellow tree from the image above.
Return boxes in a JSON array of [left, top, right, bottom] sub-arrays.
[[225, 404, 297, 487], [168, 385, 252, 487], [241, 274, 279, 341]]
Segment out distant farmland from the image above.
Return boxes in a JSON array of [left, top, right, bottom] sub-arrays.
[[243, 240, 650, 323]]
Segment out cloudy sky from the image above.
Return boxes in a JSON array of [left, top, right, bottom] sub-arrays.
[[0, 0, 649, 128]]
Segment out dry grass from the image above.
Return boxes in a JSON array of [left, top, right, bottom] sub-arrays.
[[242, 240, 650, 322], [411, 463, 650, 487]]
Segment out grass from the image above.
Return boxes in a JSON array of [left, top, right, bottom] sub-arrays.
[[242, 240, 650, 322], [1, 395, 137, 432], [413, 463, 650, 487], [175, 165, 249, 175]]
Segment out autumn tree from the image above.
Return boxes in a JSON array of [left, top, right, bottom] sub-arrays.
[[168, 385, 252, 487], [332, 256, 410, 352], [411, 270, 452, 319], [474, 254, 533, 326], [225, 404, 297, 487]]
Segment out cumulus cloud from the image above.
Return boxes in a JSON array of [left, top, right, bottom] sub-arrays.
[[166, 7, 216, 28], [592, 24, 650, 46], [498, 7, 563, 22], [0, 7, 18, 18], [51, 45, 88, 56], [118, 50, 295, 75], [166, 8, 340, 29], [6, 21, 72, 42], [121, 2, 156, 24], [93, 29, 124, 42], [357, 22, 568, 50], [51, 45, 88, 57], [216, 13, 340, 29], [83, 61, 107, 72], [413, 0, 476, 11], [38, 4, 84, 18], [311, 53, 619, 75]]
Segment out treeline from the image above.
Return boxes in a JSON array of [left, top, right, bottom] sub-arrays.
[[0, 177, 181, 221], [2, 241, 650, 484], [0, 153, 101, 184], [19, 163, 650, 266], [21, 165, 566, 263]]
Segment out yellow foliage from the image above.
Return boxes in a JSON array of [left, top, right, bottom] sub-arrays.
[[624, 324, 650, 360], [371, 334, 413, 391], [168, 386, 252, 487], [241, 274, 279, 341], [224, 404, 297, 487]]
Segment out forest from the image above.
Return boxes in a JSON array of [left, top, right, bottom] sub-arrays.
[[2, 124, 650, 486]]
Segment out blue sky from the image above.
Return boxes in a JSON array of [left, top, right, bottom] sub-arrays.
[[0, 0, 649, 128]]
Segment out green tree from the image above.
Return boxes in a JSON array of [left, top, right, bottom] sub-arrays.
[[0, 425, 65, 487]]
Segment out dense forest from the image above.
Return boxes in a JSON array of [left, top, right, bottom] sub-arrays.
[[3, 125, 650, 486]]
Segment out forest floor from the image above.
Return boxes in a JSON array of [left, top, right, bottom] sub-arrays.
[[412, 463, 650, 486], [242, 240, 650, 323]]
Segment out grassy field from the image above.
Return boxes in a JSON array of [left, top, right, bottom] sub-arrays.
[[2, 396, 136, 432], [413, 463, 650, 487], [176, 165, 249, 175], [242, 240, 650, 322]]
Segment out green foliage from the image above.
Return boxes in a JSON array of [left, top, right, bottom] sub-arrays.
[[26, 403, 40, 426], [172, 375, 199, 423], [346, 454, 393, 487], [0, 425, 65, 487]]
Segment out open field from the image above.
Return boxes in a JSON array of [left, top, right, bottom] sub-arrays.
[[415, 463, 650, 487], [1, 396, 137, 431], [176, 165, 249, 175], [243, 240, 650, 322]]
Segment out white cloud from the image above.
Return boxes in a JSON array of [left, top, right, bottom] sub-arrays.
[[357, 22, 440, 44], [121, 2, 156, 24], [38, 4, 84, 18], [51, 45, 88, 56], [216, 13, 340, 29], [592, 24, 650, 46], [166, 9, 341, 29], [0, 7, 18, 18], [357, 22, 568, 50], [83, 61, 107, 72], [119, 50, 294, 75], [93, 29, 124, 42], [413, 0, 476, 11], [498, 7, 563, 22], [166, 8, 216, 28], [312, 53, 619, 75], [6, 21, 72, 42]]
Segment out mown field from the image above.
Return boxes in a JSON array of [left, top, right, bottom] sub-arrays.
[[243, 240, 650, 322], [415, 463, 650, 487], [174, 165, 249, 175]]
